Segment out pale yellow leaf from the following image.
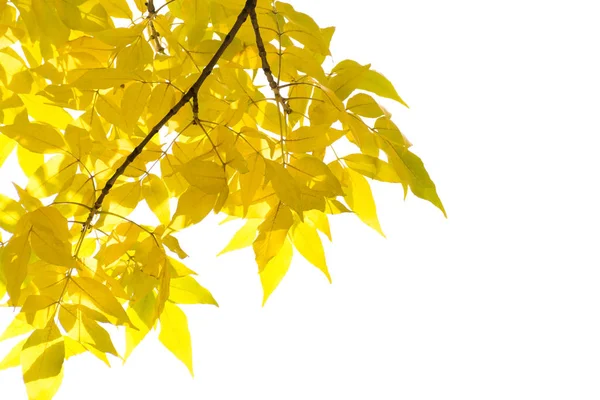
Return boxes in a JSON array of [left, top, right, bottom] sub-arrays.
[[159, 302, 194, 376], [143, 174, 171, 225], [265, 160, 303, 214], [346, 93, 389, 118], [291, 221, 330, 282], [288, 155, 343, 197], [0, 193, 26, 233], [218, 219, 261, 255], [343, 153, 401, 183], [169, 276, 218, 306], [259, 239, 293, 306], [170, 187, 217, 230], [1, 233, 31, 303], [17, 143, 45, 177], [0, 120, 66, 153], [178, 158, 227, 194], [18, 94, 73, 129], [239, 153, 265, 217], [71, 277, 131, 325], [21, 323, 65, 400], [253, 203, 293, 272], [345, 169, 384, 236], [0, 338, 27, 370]]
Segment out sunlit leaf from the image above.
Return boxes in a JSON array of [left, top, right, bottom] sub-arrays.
[[259, 239, 293, 305], [169, 276, 218, 306], [159, 302, 194, 376]]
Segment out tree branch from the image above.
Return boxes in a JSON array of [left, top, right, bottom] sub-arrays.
[[249, 8, 292, 114], [146, 0, 165, 54], [80, 0, 257, 233]]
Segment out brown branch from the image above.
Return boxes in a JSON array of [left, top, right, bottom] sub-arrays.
[[249, 8, 292, 115], [80, 0, 257, 234], [146, 0, 165, 54]]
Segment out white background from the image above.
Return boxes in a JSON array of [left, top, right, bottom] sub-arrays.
[[2, 0, 600, 399]]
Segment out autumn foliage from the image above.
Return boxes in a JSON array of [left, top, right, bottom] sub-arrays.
[[0, 0, 444, 398]]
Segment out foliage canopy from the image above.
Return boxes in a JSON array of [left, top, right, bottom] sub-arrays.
[[0, 0, 444, 398]]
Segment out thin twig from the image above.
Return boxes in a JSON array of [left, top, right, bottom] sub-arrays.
[[79, 0, 257, 235], [146, 0, 165, 54], [249, 8, 292, 114]]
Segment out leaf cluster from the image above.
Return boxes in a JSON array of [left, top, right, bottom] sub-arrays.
[[0, 0, 444, 398]]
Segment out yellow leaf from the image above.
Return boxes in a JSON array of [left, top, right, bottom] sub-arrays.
[[178, 158, 227, 194], [71, 68, 140, 90], [71, 277, 131, 325], [357, 69, 409, 107], [218, 219, 261, 255], [288, 155, 343, 197], [54, 174, 96, 218], [386, 148, 447, 217], [341, 112, 378, 157], [147, 84, 177, 128], [64, 125, 93, 160], [0, 268, 5, 301], [0, 314, 35, 342], [79, 315, 119, 357], [95, 92, 127, 132], [345, 169, 385, 236], [63, 337, 87, 360], [171, 187, 217, 230], [125, 292, 156, 359], [253, 203, 293, 272], [18, 94, 73, 129], [328, 60, 370, 101], [55, 1, 112, 32], [265, 160, 303, 214], [346, 93, 389, 118], [143, 174, 171, 225], [304, 209, 332, 241], [26, 155, 78, 198], [168, 257, 197, 278], [0, 120, 66, 153], [21, 323, 65, 400], [283, 46, 327, 84], [259, 239, 293, 306], [1, 233, 31, 303], [102, 0, 133, 19], [121, 82, 151, 132], [105, 180, 142, 220], [159, 302, 194, 376], [17, 143, 45, 177], [285, 125, 340, 153], [239, 153, 265, 217], [0, 338, 26, 370], [0, 193, 26, 232], [14, 183, 44, 211], [252, 101, 282, 134], [343, 153, 401, 183], [162, 235, 188, 259], [291, 220, 331, 282], [21, 295, 56, 329], [29, 207, 73, 267], [0, 134, 16, 168], [169, 276, 218, 306]]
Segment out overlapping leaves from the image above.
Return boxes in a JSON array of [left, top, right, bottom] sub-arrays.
[[0, 0, 443, 398]]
